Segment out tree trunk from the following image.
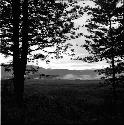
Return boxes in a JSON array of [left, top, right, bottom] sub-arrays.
[[12, 0, 29, 104], [17, 0, 29, 103], [111, 55, 116, 99], [21, 0, 29, 65], [109, 17, 116, 99], [109, 18, 117, 116], [12, 0, 23, 103], [19, 0, 29, 102]]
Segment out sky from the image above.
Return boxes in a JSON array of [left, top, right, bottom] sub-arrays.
[[29, 0, 108, 70], [1, 0, 122, 71]]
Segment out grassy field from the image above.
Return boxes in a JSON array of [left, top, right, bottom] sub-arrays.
[[1, 79, 124, 125]]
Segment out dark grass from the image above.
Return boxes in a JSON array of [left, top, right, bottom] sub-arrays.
[[1, 79, 124, 125]]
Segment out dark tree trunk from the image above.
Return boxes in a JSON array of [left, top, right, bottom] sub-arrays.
[[109, 17, 116, 99], [12, 0, 29, 104], [109, 18, 117, 115], [12, 0, 22, 103], [111, 55, 116, 100], [20, 0, 29, 99]]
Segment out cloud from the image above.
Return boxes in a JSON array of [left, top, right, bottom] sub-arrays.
[[36, 59, 109, 70]]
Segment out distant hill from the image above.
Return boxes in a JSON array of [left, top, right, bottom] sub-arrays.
[[0, 65, 99, 80], [0, 65, 13, 79]]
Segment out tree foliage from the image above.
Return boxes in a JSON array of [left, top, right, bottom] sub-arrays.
[[0, 0, 74, 60], [0, 0, 76, 102], [83, 0, 124, 85]]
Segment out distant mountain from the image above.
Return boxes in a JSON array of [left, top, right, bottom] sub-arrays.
[[1, 65, 99, 80], [38, 67, 98, 80]]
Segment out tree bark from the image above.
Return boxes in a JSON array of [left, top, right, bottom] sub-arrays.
[[20, 0, 29, 98], [12, 0, 22, 102], [12, 0, 29, 104]]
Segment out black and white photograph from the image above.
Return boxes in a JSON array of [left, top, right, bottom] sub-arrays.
[[0, 0, 124, 124]]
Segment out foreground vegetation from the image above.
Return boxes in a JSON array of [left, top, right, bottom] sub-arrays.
[[1, 79, 124, 125]]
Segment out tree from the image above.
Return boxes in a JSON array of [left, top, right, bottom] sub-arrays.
[[0, 0, 74, 103], [82, 0, 124, 96], [11, 0, 22, 102]]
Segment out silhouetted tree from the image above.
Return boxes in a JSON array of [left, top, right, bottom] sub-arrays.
[[82, 0, 124, 96], [0, 0, 74, 102]]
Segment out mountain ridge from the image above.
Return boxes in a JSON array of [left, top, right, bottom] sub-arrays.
[[1, 65, 99, 80]]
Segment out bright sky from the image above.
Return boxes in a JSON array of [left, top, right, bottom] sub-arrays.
[[1, 0, 122, 70]]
